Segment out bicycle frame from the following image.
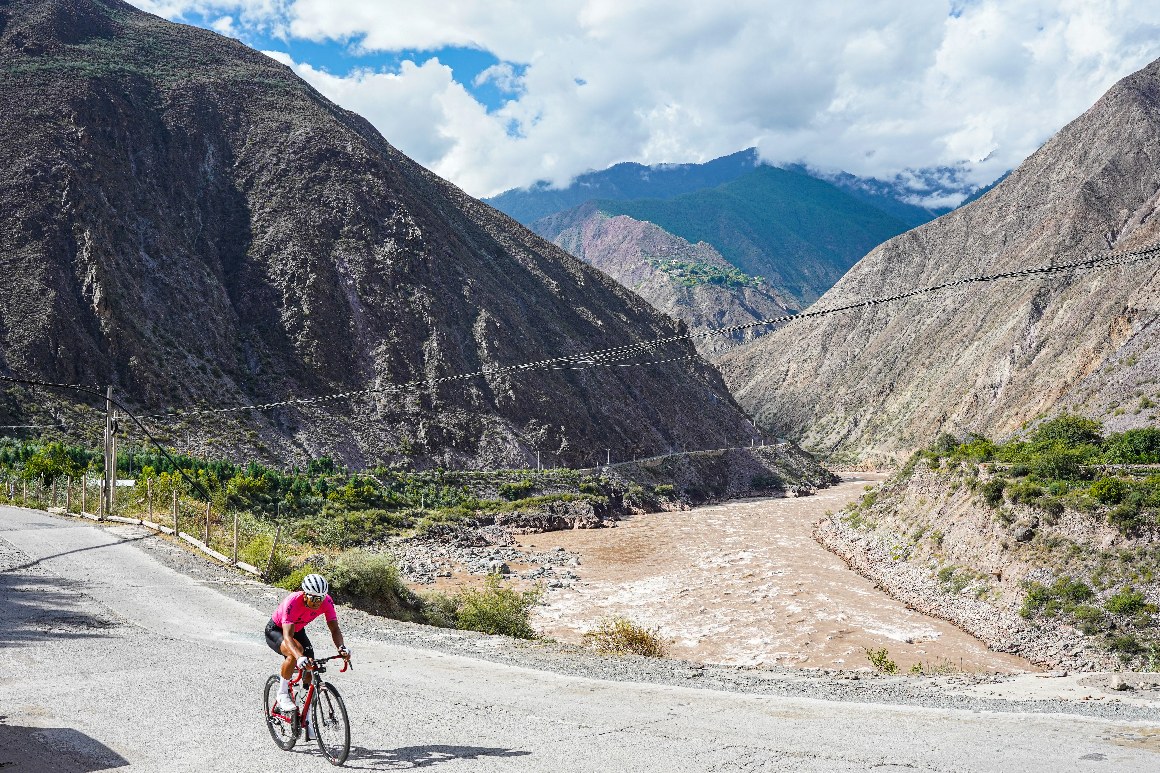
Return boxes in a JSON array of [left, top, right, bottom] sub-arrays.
[[269, 654, 350, 725]]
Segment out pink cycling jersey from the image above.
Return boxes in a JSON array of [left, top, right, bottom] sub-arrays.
[[271, 591, 337, 632]]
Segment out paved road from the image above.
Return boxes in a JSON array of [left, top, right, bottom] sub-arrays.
[[2, 505, 1159, 772]]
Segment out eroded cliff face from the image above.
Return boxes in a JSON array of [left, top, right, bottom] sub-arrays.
[[718, 57, 1160, 463], [0, 0, 758, 468], [532, 205, 792, 356], [817, 462, 1159, 671]]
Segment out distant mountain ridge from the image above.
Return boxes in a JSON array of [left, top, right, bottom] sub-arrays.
[[716, 55, 1160, 462], [486, 148, 957, 230], [486, 149, 762, 225], [492, 150, 959, 312], [580, 165, 916, 306]]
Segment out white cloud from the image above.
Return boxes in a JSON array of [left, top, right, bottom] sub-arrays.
[[130, 1, 1160, 200], [473, 63, 524, 95]]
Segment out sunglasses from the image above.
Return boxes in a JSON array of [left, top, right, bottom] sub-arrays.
[[304, 593, 324, 603]]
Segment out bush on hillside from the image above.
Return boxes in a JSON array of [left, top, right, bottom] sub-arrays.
[[1031, 415, 1104, 447], [582, 617, 668, 658], [329, 549, 423, 621], [1103, 428, 1160, 464], [423, 575, 543, 639]]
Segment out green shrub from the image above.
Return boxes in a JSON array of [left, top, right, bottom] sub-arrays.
[[1038, 497, 1065, 518], [582, 617, 668, 657], [328, 549, 422, 621], [980, 479, 1006, 507], [1006, 480, 1044, 504], [1073, 605, 1105, 635], [1032, 415, 1104, 447], [329, 549, 401, 597], [653, 484, 675, 498], [499, 480, 534, 500], [931, 433, 959, 454], [276, 564, 322, 592], [936, 566, 972, 594], [240, 533, 292, 580], [865, 647, 898, 674], [1030, 446, 1090, 481], [425, 575, 543, 639], [1020, 577, 1094, 618], [1108, 504, 1146, 537], [1105, 586, 1149, 616], [1102, 428, 1160, 464], [950, 435, 997, 462], [1089, 478, 1128, 505], [1110, 634, 1144, 657]]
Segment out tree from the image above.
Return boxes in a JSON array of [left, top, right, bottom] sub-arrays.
[[1031, 415, 1104, 448]]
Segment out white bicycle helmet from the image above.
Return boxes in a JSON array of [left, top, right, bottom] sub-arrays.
[[301, 573, 329, 596]]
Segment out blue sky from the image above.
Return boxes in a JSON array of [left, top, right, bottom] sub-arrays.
[[133, 1, 1160, 203], [179, 9, 521, 113]]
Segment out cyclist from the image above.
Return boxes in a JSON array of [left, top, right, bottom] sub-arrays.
[[265, 573, 350, 737]]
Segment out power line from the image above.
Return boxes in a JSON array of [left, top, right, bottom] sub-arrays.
[[6, 241, 1160, 426], [140, 239, 1160, 417], [0, 374, 214, 503]]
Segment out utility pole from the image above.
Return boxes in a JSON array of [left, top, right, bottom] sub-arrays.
[[110, 409, 118, 514], [103, 386, 114, 517]]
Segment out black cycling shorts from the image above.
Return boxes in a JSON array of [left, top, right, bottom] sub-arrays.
[[265, 618, 315, 658]]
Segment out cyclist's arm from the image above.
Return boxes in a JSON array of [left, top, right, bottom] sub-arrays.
[[327, 618, 347, 654]]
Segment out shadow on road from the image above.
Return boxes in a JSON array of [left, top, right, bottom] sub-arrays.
[[0, 572, 121, 647], [338, 744, 533, 769], [0, 718, 129, 771], [0, 532, 154, 574]]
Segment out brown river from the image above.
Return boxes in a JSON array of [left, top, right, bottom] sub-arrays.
[[523, 475, 1036, 673]]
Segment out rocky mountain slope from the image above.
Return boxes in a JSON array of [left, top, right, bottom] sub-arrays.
[[718, 56, 1160, 463], [531, 204, 792, 355], [0, 0, 762, 470]]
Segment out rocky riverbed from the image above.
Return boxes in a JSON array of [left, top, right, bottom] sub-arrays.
[[386, 476, 1038, 673]]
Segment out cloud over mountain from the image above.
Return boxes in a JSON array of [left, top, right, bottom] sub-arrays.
[[132, 1, 1160, 203]]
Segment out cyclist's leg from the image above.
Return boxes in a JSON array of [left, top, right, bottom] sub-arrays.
[[297, 630, 316, 688], [265, 620, 295, 680], [266, 620, 299, 680]]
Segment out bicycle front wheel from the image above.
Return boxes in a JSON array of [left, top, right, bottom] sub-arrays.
[[312, 682, 351, 765], [263, 674, 299, 751]]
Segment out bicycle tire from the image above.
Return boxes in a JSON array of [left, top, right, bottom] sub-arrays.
[[312, 682, 351, 765], [263, 674, 299, 751]]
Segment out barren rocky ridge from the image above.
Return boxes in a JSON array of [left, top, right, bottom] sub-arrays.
[[718, 56, 1160, 462], [0, 0, 759, 469]]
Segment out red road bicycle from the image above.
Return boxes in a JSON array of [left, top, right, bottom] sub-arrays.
[[264, 654, 353, 766]]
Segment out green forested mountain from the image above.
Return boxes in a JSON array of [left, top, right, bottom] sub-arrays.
[[596, 165, 914, 306], [485, 149, 762, 225]]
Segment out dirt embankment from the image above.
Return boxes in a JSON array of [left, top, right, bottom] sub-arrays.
[[813, 463, 1155, 671]]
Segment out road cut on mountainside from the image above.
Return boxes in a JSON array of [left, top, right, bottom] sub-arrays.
[[2, 504, 1159, 772]]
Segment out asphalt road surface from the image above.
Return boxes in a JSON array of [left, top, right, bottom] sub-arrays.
[[2, 504, 1159, 772]]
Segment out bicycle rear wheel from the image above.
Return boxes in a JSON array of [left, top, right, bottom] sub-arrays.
[[312, 682, 351, 765], [263, 674, 299, 750]]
